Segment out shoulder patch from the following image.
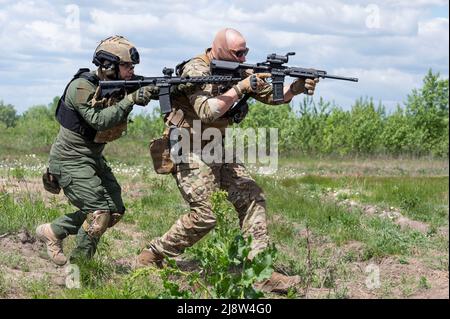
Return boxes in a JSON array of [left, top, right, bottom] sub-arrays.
[[68, 78, 96, 104]]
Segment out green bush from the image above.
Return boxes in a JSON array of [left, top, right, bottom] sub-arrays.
[[405, 70, 449, 156], [0, 101, 18, 128], [322, 107, 351, 155], [347, 98, 384, 154]]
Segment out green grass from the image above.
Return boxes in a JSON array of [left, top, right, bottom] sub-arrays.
[[276, 175, 449, 227], [0, 191, 69, 234], [56, 237, 164, 299], [124, 176, 186, 241], [362, 218, 427, 259], [0, 251, 30, 272], [20, 275, 53, 299], [419, 276, 431, 290], [257, 175, 442, 260], [59, 267, 163, 299], [108, 228, 132, 241], [104, 136, 155, 166]]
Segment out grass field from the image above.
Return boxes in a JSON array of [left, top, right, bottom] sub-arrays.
[[0, 152, 448, 299]]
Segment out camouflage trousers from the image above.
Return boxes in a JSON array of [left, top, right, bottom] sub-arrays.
[[48, 156, 125, 259], [149, 154, 269, 259]]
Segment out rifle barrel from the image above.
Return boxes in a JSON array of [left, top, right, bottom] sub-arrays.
[[321, 74, 359, 82]]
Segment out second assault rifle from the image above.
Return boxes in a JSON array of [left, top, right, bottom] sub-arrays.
[[99, 67, 241, 115], [211, 52, 359, 123]]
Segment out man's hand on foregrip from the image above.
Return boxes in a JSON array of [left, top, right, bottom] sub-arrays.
[[234, 73, 272, 97], [127, 86, 159, 106], [290, 77, 319, 96]]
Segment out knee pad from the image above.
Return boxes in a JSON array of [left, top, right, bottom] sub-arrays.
[[108, 212, 124, 228], [82, 210, 124, 238]]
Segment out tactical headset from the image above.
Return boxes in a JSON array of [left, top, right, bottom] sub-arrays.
[[93, 48, 140, 69]]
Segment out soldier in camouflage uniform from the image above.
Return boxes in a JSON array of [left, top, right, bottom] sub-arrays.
[[138, 28, 319, 293], [36, 36, 158, 265]]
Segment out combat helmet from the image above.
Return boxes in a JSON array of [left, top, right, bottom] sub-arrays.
[[93, 35, 140, 69]]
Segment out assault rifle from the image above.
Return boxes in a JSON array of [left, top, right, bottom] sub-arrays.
[[211, 52, 358, 123], [99, 67, 241, 114]]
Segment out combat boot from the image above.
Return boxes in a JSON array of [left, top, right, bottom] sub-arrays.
[[254, 271, 301, 294], [36, 223, 67, 266], [136, 248, 164, 268]]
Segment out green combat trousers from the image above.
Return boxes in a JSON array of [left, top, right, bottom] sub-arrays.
[[48, 156, 124, 259]]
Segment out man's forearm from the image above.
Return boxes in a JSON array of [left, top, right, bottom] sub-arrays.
[[207, 80, 296, 119], [207, 87, 241, 119], [78, 97, 134, 131], [283, 84, 295, 103]]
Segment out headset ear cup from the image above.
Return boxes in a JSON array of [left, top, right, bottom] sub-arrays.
[[93, 50, 120, 69], [129, 47, 140, 64], [92, 56, 101, 67]]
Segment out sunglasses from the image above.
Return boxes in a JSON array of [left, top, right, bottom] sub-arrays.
[[233, 47, 249, 58]]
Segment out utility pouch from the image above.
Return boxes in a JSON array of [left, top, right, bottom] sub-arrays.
[[149, 131, 175, 174], [42, 168, 61, 194]]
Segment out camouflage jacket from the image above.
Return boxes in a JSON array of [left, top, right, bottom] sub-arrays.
[[170, 49, 280, 133]]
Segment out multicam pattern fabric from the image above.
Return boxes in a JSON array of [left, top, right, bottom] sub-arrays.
[[170, 51, 280, 133], [149, 51, 287, 260], [149, 154, 268, 259], [172, 52, 276, 127]]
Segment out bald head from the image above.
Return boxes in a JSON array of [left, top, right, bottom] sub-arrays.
[[211, 28, 248, 62]]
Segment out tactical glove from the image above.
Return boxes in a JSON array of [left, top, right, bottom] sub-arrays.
[[127, 86, 159, 106], [290, 77, 319, 95], [234, 73, 271, 98]]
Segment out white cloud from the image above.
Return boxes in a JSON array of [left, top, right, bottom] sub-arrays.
[[0, 11, 5, 24], [385, 0, 448, 7], [419, 17, 449, 40], [0, 1, 84, 54], [224, 1, 421, 36], [18, 20, 80, 51], [87, 9, 161, 36]]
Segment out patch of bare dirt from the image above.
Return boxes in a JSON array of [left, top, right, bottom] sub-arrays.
[[296, 254, 449, 299], [0, 230, 67, 298], [269, 211, 448, 299], [343, 257, 449, 299]]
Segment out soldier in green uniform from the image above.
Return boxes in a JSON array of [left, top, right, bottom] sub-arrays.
[[138, 28, 319, 293], [37, 35, 158, 265]]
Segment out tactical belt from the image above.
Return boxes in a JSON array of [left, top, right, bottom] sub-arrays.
[[55, 68, 99, 141]]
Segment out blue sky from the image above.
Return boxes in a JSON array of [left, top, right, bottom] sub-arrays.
[[0, 0, 448, 114]]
